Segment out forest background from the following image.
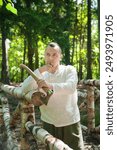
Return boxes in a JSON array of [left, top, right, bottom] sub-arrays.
[[0, 0, 100, 84]]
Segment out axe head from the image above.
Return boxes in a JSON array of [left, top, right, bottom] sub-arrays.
[[31, 91, 53, 106]]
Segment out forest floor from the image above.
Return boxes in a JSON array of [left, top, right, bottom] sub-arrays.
[[0, 94, 100, 150]]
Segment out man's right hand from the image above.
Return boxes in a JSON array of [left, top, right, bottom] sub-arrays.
[[39, 64, 58, 74]]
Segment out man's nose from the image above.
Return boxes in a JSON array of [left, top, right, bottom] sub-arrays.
[[48, 55, 53, 60]]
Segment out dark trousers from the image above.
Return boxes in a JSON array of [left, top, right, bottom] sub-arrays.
[[43, 121, 84, 150]]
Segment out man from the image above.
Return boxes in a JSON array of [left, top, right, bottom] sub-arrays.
[[21, 42, 84, 150]]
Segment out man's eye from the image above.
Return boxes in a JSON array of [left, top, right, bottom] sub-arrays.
[[53, 54, 57, 57], [47, 53, 50, 56]]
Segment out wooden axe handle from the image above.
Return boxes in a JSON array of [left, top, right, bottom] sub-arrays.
[[20, 64, 41, 83], [20, 64, 53, 95]]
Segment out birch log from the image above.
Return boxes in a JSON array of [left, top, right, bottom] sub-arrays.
[[79, 79, 100, 87], [0, 102, 4, 125], [78, 86, 100, 102], [20, 101, 36, 150], [25, 121, 73, 150], [90, 125, 100, 134], [87, 85, 95, 131], [78, 80, 100, 132], [0, 82, 48, 106], [0, 82, 31, 100], [10, 103, 21, 128], [0, 93, 20, 150]]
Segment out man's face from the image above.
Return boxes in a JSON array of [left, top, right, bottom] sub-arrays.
[[44, 47, 61, 67]]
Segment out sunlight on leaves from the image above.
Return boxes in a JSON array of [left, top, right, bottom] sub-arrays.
[[6, 3, 17, 15], [0, 0, 3, 6]]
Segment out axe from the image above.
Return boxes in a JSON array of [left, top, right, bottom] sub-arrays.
[[20, 64, 53, 105]]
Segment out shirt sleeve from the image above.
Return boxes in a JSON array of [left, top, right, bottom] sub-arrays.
[[51, 66, 78, 95], [20, 69, 43, 94]]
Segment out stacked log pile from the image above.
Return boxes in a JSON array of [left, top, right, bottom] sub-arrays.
[[0, 92, 20, 150], [0, 83, 73, 150], [78, 79, 100, 144], [0, 78, 100, 150]]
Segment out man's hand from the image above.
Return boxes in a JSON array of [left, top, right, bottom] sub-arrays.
[[37, 79, 48, 89], [37, 79, 53, 92], [39, 64, 58, 73]]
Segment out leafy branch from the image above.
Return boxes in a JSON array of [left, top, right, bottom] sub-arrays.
[[0, 0, 17, 15]]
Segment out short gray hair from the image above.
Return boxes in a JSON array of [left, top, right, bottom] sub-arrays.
[[46, 42, 62, 53]]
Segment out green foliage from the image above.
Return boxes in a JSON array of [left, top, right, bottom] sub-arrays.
[[8, 32, 24, 82], [0, 0, 100, 82], [0, 0, 17, 15], [0, 0, 3, 6], [6, 3, 17, 15]]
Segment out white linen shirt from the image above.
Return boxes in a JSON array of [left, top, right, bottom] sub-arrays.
[[21, 65, 80, 127]]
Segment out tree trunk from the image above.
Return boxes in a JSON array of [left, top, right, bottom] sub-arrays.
[[64, 0, 71, 65], [25, 0, 34, 71], [21, 39, 27, 82], [34, 38, 39, 69], [71, 1, 78, 65], [87, 0, 92, 79], [1, 18, 10, 84], [97, 0, 100, 75], [64, 36, 71, 65], [27, 35, 34, 70]]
